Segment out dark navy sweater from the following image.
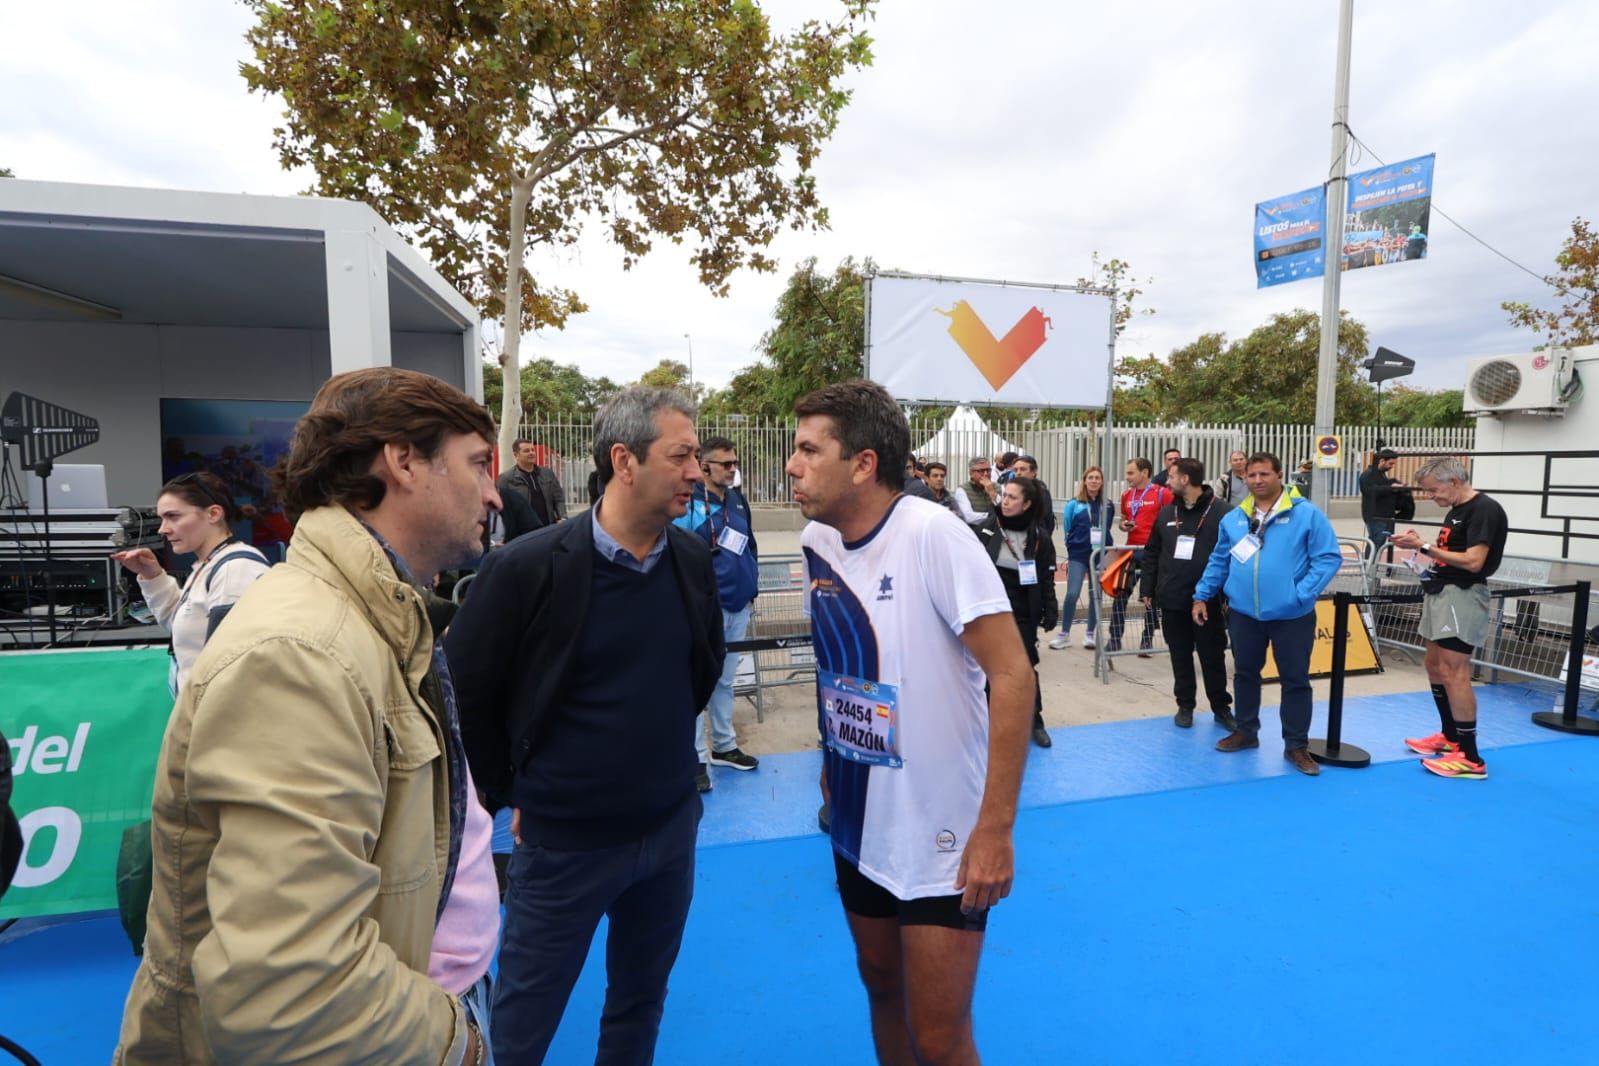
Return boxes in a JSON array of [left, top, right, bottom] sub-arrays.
[[514, 549, 699, 848]]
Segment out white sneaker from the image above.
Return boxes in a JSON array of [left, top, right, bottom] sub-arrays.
[[1048, 633, 1072, 650], [1082, 635, 1097, 650]]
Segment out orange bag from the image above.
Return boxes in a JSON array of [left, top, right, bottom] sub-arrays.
[[1099, 550, 1136, 597]]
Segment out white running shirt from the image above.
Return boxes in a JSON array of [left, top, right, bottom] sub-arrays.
[[803, 495, 1011, 899]]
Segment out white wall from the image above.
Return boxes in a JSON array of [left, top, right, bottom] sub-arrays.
[[1, 321, 467, 507], [1470, 347, 1599, 566]]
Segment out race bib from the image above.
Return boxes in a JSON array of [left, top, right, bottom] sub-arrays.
[[717, 526, 749, 556], [1230, 534, 1262, 564], [820, 670, 902, 768], [1174, 535, 1197, 561]]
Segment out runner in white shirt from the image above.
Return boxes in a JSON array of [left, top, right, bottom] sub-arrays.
[[788, 381, 1034, 1066]]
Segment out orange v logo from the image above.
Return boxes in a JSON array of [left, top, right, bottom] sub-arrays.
[[934, 301, 1051, 390]]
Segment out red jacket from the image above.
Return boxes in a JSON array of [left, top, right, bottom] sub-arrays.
[[1121, 484, 1173, 547]]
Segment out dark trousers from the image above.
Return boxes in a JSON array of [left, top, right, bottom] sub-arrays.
[[1108, 550, 1155, 646], [1228, 609, 1317, 750], [1161, 606, 1231, 714], [1003, 581, 1044, 717], [491, 794, 702, 1065], [1366, 519, 1394, 562]]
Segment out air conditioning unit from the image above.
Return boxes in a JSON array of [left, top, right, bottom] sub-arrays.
[[1463, 351, 1573, 415]]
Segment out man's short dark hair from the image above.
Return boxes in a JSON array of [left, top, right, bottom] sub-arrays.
[[1173, 457, 1205, 484], [1129, 457, 1153, 475], [701, 435, 736, 455], [998, 451, 1019, 467], [1376, 448, 1400, 461], [1016, 454, 1039, 473], [793, 380, 910, 491], [925, 461, 947, 476], [513, 437, 535, 452], [1247, 451, 1282, 474], [273, 367, 495, 519], [1163, 448, 1182, 461]]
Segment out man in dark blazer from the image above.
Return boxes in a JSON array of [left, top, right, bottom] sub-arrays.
[[446, 387, 724, 1065]]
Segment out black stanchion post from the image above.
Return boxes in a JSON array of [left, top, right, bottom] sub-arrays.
[[1533, 580, 1599, 736], [1309, 591, 1371, 768]]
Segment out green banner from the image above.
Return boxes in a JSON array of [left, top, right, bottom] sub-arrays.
[[2, 648, 171, 919]]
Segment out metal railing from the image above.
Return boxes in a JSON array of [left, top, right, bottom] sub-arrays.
[[515, 413, 1475, 508], [728, 554, 814, 721]]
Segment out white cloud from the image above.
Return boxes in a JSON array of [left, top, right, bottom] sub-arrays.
[[3, 0, 1592, 400]]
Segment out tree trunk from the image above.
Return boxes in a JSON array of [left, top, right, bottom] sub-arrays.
[[498, 174, 535, 466]]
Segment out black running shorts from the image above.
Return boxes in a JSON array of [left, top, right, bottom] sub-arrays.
[[832, 850, 988, 932]]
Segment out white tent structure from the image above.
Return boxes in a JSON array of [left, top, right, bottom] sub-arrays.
[[912, 405, 1021, 470]]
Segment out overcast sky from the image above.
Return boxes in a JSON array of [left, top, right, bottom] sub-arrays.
[[3, 1, 1594, 396]]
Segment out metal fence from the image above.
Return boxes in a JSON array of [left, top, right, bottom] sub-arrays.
[[518, 413, 1475, 506], [730, 554, 815, 721], [1368, 559, 1599, 690]]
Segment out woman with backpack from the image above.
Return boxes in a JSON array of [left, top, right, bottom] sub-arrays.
[[112, 471, 271, 697], [977, 476, 1058, 748], [1051, 466, 1113, 651]]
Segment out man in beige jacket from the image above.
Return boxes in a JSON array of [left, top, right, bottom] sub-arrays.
[[116, 368, 500, 1066]]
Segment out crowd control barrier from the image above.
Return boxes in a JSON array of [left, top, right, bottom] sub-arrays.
[[1311, 580, 1597, 769]]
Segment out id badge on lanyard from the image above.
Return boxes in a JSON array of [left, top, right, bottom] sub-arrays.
[[717, 526, 749, 555], [1018, 559, 1039, 586], [1230, 534, 1262, 564], [1174, 535, 1197, 561], [1090, 526, 1104, 548], [820, 669, 902, 768]]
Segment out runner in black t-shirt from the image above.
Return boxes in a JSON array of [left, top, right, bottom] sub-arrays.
[[1390, 457, 1509, 780]]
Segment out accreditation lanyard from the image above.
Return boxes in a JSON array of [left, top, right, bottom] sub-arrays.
[[1127, 485, 1159, 521], [1247, 493, 1287, 543], [999, 527, 1038, 585], [1173, 499, 1215, 561]]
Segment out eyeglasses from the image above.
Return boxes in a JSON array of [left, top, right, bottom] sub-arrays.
[[705, 459, 739, 469]]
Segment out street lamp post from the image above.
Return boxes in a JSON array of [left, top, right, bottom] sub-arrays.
[[683, 332, 694, 399]]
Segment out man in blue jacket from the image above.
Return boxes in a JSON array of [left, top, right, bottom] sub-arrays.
[[1192, 452, 1342, 776], [675, 435, 761, 790]]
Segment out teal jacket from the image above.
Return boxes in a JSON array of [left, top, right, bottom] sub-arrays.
[[1192, 492, 1342, 621]]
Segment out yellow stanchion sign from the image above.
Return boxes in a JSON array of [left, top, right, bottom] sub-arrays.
[[1262, 597, 1381, 682]]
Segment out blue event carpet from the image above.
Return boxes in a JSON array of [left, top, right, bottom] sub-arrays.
[[4, 683, 1597, 1064]]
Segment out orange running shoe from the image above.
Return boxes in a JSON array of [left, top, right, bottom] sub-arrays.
[[1404, 731, 1460, 756], [1421, 754, 1487, 780]]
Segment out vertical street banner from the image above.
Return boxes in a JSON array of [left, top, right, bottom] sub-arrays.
[[866, 273, 1113, 408], [1254, 152, 1436, 286], [1343, 153, 1435, 273], [1254, 185, 1327, 288], [2, 649, 171, 919]]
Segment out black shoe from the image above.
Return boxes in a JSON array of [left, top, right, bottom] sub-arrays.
[[817, 802, 830, 833], [1138, 639, 1154, 659], [1032, 722, 1053, 748], [1105, 639, 1123, 653], [1174, 708, 1194, 728], [1213, 708, 1238, 732], [695, 763, 712, 792], [710, 746, 759, 771]]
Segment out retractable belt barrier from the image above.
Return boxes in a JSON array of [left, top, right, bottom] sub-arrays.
[[1311, 580, 1596, 769]]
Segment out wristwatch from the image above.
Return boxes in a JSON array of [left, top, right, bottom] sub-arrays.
[[1421, 542, 1433, 556]]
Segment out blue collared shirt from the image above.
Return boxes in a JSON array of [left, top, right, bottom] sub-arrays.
[[591, 501, 668, 574]]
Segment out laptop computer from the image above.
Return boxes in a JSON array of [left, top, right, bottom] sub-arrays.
[[24, 464, 109, 511]]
